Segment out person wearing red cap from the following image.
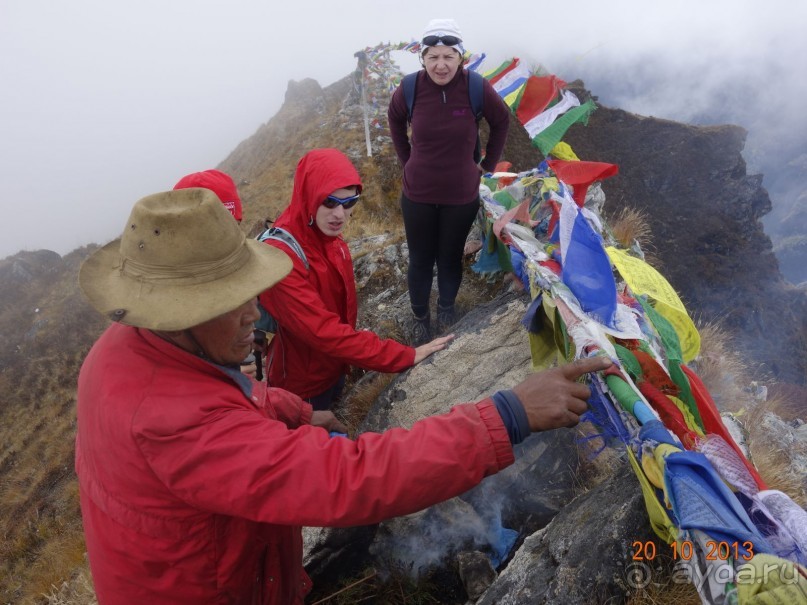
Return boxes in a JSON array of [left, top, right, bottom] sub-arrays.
[[173, 169, 257, 377], [173, 169, 243, 223]]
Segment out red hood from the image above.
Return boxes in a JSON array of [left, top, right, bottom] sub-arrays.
[[274, 149, 362, 248]]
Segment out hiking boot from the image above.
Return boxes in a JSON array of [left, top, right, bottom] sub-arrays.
[[411, 312, 432, 346], [436, 304, 456, 334]]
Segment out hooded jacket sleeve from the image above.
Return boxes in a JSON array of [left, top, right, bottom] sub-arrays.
[[133, 389, 514, 527], [260, 257, 415, 372]]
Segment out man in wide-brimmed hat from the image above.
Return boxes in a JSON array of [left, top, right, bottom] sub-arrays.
[[75, 188, 610, 604]]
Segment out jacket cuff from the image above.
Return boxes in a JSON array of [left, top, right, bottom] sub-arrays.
[[491, 389, 531, 445], [476, 399, 515, 469]]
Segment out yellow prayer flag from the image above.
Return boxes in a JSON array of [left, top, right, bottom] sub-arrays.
[[503, 85, 524, 109], [627, 447, 678, 544], [549, 141, 580, 161], [669, 395, 705, 437], [606, 247, 701, 362], [526, 291, 561, 370], [735, 553, 807, 604]]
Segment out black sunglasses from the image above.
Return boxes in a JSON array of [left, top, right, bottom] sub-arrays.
[[422, 35, 462, 47], [322, 193, 361, 210]]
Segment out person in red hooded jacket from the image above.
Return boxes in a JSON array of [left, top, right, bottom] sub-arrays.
[[259, 148, 452, 409], [75, 187, 611, 604]]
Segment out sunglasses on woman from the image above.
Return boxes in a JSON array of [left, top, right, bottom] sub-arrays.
[[421, 35, 462, 47], [322, 192, 361, 210]]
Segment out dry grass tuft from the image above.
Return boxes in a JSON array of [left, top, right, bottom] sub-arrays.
[[339, 372, 398, 433], [689, 321, 754, 413], [43, 566, 97, 605], [625, 572, 701, 605], [609, 206, 652, 249], [308, 565, 446, 605], [606, 205, 664, 270], [372, 317, 408, 344], [573, 424, 626, 494], [745, 393, 807, 507], [748, 445, 807, 507]]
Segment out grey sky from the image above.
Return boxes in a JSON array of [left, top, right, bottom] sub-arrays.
[[2, 0, 805, 259]]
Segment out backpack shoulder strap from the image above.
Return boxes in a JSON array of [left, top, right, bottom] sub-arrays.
[[256, 227, 309, 271], [402, 72, 418, 124], [467, 70, 486, 164], [467, 70, 485, 122]]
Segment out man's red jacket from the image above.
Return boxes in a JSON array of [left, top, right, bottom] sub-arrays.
[[76, 323, 514, 604]]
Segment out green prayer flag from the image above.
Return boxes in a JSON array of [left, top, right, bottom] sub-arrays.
[[614, 344, 643, 381], [492, 189, 519, 210], [638, 297, 682, 363], [532, 99, 596, 156]]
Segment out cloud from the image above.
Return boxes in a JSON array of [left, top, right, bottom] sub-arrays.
[[1, 0, 805, 258]]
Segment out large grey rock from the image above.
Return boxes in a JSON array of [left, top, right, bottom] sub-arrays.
[[476, 468, 655, 605], [305, 293, 534, 578], [362, 292, 533, 429], [305, 292, 591, 592]]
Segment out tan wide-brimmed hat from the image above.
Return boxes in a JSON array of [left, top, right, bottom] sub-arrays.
[[79, 188, 292, 331]]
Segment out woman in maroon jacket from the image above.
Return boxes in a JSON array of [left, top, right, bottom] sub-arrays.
[[388, 18, 511, 344], [259, 148, 451, 409]]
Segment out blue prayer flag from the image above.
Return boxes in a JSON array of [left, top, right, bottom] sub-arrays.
[[560, 205, 617, 328]]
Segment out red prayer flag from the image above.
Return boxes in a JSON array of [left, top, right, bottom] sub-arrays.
[[548, 160, 619, 207], [680, 365, 768, 490], [639, 381, 699, 449], [515, 75, 567, 125]]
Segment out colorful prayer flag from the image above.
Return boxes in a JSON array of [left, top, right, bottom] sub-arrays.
[[484, 58, 519, 85], [558, 194, 617, 327], [532, 99, 597, 156], [516, 75, 567, 124], [547, 159, 619, 207]]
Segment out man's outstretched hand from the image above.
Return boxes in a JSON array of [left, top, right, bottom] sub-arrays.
[[513, 356, 612, 432]]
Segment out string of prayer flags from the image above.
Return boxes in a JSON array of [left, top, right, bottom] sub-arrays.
[[474, 164, 807, 603]]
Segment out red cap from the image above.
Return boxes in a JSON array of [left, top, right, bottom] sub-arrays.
[[173, 169, 242, 222]]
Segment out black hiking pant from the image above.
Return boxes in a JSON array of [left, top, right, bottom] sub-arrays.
[[400, 193, 479, 317]]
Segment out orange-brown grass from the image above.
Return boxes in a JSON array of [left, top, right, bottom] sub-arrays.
[[0, 251, 98, 603], [625, 572, 701, 605], [344, 216, 405, 249], [43, 566, 97, 605], [689, 321, 755, 413], [339, 372, 398, 434], [609, 206, 652, 248], [607, 205, 661, 268]]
